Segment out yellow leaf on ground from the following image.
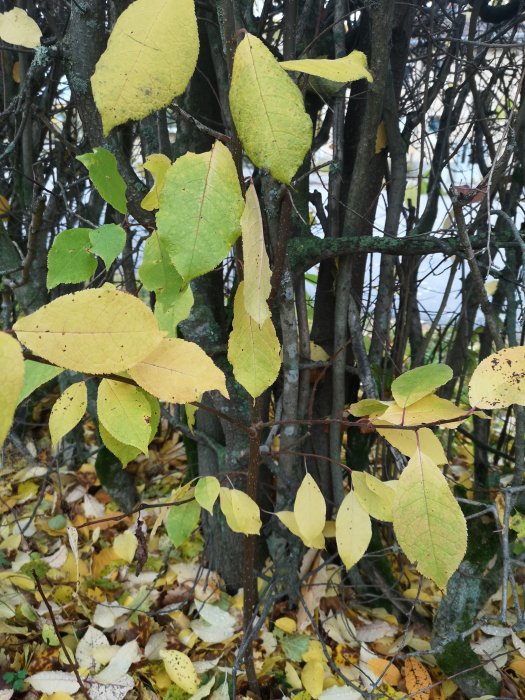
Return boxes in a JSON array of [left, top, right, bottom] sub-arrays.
[[97, 379, 152, 454], [160, 649, 199, 694], [301, 660, 325, 699], [469, 346, 525, 409], [219, 487, 262, 535], [113, 531, 138, 564], [509, 657, 525, 678], [91, 0, 199, 134], [0, 8, 41, 48], [393, 452, 467, 590], [0, 332, 24, 447], [367, 657, 401, 686], [228, 282, 281, 398], [404, 657, 432, 700], [229, 33, 312, 184], [281, 50, 372, 84], [351, 472, 396, 522], [49, 382, 87, 446], [141, 153, 171, 210], [294, 474, 326, 543], [128, 337, 228, 404], [275, 617, 297, 634], [13, 285, 163, 374], [241, 183, 271, 326], [374, 424, 447, 465], [336, 490, 371, 570]]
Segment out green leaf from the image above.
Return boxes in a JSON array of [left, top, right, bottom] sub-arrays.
[[91, 0, 199, 135], [47, 228, 97, 289], [97, 379, 152, 454], [165, 500, 201, 547], [0, 333, 24, 446], [18, 360, 64, 403], [155, 286, 194, 337], [227, 282, 281, 398], [49, 381, 87, 446], [391, 364, 453, 408], [392, 452, 467, 590], [156, 141, 244, 282], [77, 147, 127, 214], [229, 33, 312, 184], [281, 50, 373, 84], [89, 224, 126, 269], [195, 476, 220, 514], [349, 398, 390, 417], [280, 633, 310, 662], [469, 346, 525, 409], [100, 393, 160, 466]]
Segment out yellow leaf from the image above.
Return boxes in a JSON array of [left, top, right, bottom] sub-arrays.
[[404, 657, 432, 700], [392, 452, 467, 590], [275, 510, 325, 549], [275, 617, 297, 634], [351, 472, 395, 522], [294, 474, 326, 543], [160, 649, 199, 694], [374, 424, 447, 465], [241, 183, 271, 326], [229, 33, 312, 184], [509, 657, 525, 678], [228, 282, 281, 398], [303, 640, 325, 663], [0, 332, 24, 447], [380, 394, 466, 427], [0, 194, 10, 218], [0, 8, 41, 48], [113, 531, 138, 563], [469, 346, 525, 409], [0, 571, 34, 590], [195, 476, 220, 514], [219, 487, 262, 535], [367, 657, 401, 686], [285, 661, 303, 690], [49, 382, 87, 446], [336, 490, 371, 569], [281, 50, 372, 84], [310, 343, 329, 362], [375, 121, 388, 154], [98, 379, 152, 453], [484, 280, 498, 296], [128, 337, 228, 404], [141, 153, 171, 211], [13, 285, 163, 374], [91, 0, 199, 135], [301, 660, 324, 699]]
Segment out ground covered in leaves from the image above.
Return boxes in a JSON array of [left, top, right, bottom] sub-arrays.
[[1, 415, 525, 700]]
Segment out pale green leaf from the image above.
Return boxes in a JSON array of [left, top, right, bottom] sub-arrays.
[[469, 346, 525, 409], [155, 285, 194, 337], [349, 398, 390, 417], [139, 231, 183, 293], [335, 490, 372, 570], [0, 333, 24, 446], [195, 476, 220, 514], [13, 285, 164, 374], [229, 33, 312, 184], [141, 153, 171, 211], [49, 381, 87, 446], [18, 361, 64, 403], [393, 452, 467, 590], [227, 282, 281, 398], [47, 228, 97, 289], [128, 337, 228, 404], [0, 8, 41, 48], [92, 0, 199, 135], [160, 650, 199, 694], [374, 424, 447, 465], [241, 183, 271, 326], [77, 147, 127, 214], [165, 500, 201, 547], [99, 393, 159, 466], [89, 224, 126, 269], [294, 474, 326, 543], [391, 364, 453, 407], [281, 50, 372, 84], [351, 472, 395, 522], [97, 379, 152, 454], [156, 141, 244, 282], [219, 487, 262, 535]]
